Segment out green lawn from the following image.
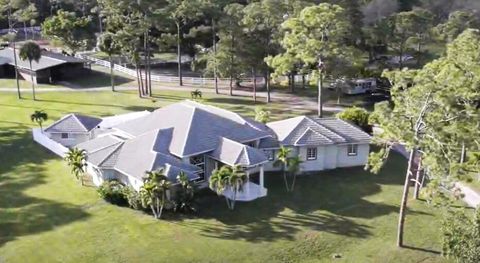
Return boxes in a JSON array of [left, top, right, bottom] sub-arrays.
[[0, 90, 450, 262]]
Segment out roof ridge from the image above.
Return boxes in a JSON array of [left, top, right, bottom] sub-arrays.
[[71, 114, 90, 133], [310, 117, 348, 142], [97, 142, 124, 167], [180, 107, 196, 156]]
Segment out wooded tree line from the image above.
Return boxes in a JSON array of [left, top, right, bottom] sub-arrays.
[[2, 0, 480, 105]]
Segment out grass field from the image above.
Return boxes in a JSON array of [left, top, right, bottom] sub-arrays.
[[0, 90, 451, 262]]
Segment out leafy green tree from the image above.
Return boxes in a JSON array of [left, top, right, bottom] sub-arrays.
[[274, 3, 353, 117], [368, 29, 480, 247], [163, 0, 205, 86], [11, 1, 38, 41], [41, 10, 92, 55], [124, 186, 143, 210], [254, 106, 271, 124], [336, 107, 371, 132], [140, 169, 171, 219], [30, 110, 48, 131], [436, 11, 480, 43], [287, 156, 302, 192], [19, 41, 41, 101], [209, 165, 247, 210], [442, 208, 480, 263], [65, 148, 87, 185], [98, 32, 121, 92]]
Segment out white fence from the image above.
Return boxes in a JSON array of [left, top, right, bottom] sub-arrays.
[[32, 128, 68, 158], [76, 53, 265, 87]]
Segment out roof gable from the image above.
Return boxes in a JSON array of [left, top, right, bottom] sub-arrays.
[[295, 128, 333, 146], [209, 137, 268, 166], [45, 114, 102, 133]]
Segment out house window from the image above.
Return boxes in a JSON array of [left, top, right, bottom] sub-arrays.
[[264, 149, 275, 161], [347, 144, 358, 156], [306, 147, 317, 160], [61, 133, 69, 139], [190, 155, 205, 181]]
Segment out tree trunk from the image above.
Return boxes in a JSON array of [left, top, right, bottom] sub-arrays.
[[23, 22, 27, 40], [302, 75, 305, 89], [318, 71, 323, 117], [12, 42, 21, 99], [290, 173, 297, 192], [177, 23, 183, 86], [283, 164, 290, 192], [212, 18, 218, 94], [397, 149, 416, 247], [252, 67, 257, 102], [225, 196, 231, 209], [229, 34, 235, 96], [266, 72, 271, 103], [290, 74, 295, 93], [150, 204, 157, 218], [144, 31, 150, 96], [413, 157, 422, 200], [135, 64, 142, 98], [29, 61, 36, 100], [109, 55, 115, 92]]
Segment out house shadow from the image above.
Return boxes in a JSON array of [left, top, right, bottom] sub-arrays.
[[172, 153, 415, 243], [0, 127, 90, 247]]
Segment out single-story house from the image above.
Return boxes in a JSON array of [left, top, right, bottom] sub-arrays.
[[40, 100, 371, 201], [44, 114, 102, 147], [0, 47, 87, 83]]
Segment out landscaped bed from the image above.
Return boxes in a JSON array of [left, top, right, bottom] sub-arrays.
[[0, 90, 450, 262]]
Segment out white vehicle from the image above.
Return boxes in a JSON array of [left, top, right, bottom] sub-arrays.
[[342, 78, 377, 95]]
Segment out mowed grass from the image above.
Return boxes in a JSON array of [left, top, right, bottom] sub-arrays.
[[0, 90, 450, 262]]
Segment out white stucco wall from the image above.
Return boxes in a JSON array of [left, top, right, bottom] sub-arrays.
[[48, 132, 90, 147], [324, 145, 339, 169], [336, 144, 370, 168], [298, 146, 326, 171]]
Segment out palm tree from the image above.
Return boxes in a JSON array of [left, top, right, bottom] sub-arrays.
[[30, 110, 48, 131], [98, 33, 120, 92], [190, 89, 202, 100], [227, 166, 247, 210], [19, 41, 41, 100], [287, 156, 303, 192], [274, 146, 291, 192], [140, 169, 171, 219], [176, 171, 195, 213], [209, 166, 231, 209], [209, 165, 247, 210], [65, 148, 87, 185]]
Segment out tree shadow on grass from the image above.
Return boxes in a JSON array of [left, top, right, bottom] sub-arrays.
[[0, 127, 90, 247], [62, 70, 134, 89], [173, 153, 416, 242]]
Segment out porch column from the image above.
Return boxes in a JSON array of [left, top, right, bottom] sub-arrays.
[[246, 170, 250, 195], [260, 165, 264, 188]]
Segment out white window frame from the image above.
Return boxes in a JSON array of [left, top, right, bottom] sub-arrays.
[[306, 147, 317, 160], [347, 144, 358, 156], [264, 149, 275, 161]]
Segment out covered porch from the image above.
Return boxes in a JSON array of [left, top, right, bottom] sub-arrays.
[[207, 137, 270, 201]]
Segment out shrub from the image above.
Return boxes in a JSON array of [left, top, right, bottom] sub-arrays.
[[97, 180, 127, 205], [124, 186, 143, 210], [442, 208, 480, 263], [336, 107, 371, 132]]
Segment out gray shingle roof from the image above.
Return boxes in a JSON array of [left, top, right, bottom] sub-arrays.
[[114, 100, 270, 157], [312, 117, 372, 143], [267, 116, 371, 146], [0, 48, 85, 71], [258, 136, 280, 149], [114, 129, 200, 181], [208, 137, 268, 167], [45, 114, 102, 133], [76, 135, 124, 168]]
